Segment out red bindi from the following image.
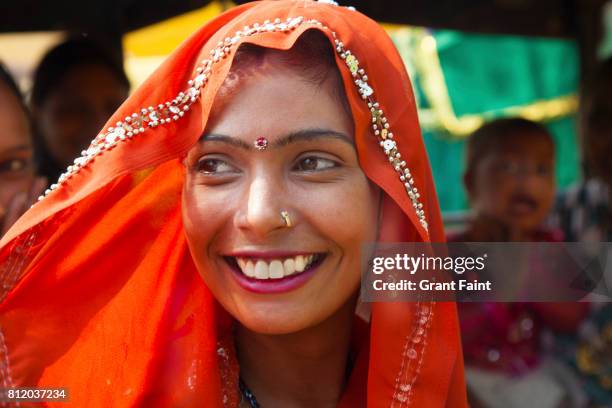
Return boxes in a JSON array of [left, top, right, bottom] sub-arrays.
[[254, 137, 269, 150]]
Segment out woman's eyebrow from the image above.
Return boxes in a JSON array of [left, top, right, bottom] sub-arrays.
[[200, 134, 251, 149], [200, 128, 354, 149], [275, 129, 354, 147]]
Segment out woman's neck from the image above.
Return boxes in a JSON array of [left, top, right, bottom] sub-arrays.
[[235, 300, 355, 408]]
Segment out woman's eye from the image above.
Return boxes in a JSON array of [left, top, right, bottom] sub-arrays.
[[294, 156, 337, 172], [196, 158, 238, 174]]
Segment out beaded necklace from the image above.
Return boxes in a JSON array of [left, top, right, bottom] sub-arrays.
[[239, 377, 260, 408]]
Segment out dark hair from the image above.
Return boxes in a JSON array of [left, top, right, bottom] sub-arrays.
[[579, 56, 612, 135], [581, 56, 612, 105], [0, 62, 29, 119], [465, 117, 553, 177], [219, 29, 350, 115], [30, 37, 129, 108]]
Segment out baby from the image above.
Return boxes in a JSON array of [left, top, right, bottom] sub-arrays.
[[452, 118, 588, 408]]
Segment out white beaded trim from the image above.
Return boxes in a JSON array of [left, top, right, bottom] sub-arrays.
[[334, 42, 428, 232], [35, 14, 429, 233], [390, 302, 434, 407]]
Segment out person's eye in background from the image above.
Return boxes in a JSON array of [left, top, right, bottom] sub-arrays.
[[536, 163, 553, 177], [54, 99, 93, 121], [494, 160, 519, 176], [0, 157, 32, 178]]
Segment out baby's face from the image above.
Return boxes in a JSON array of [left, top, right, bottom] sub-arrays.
[[470, 132, 555, 233]]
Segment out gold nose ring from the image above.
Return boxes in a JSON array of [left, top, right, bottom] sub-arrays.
[[280, 210, 292, 228]]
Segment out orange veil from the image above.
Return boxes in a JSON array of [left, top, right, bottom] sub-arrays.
[[0, 1, 466, 406]]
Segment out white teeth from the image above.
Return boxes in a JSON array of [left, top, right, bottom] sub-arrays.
[[283, 258, 295, 276], [234, 254, 319, 280], [254, 260, 269, 279], [245, 261, 255, 278], [269, 260, 284, 279], [295, 255, 305, 272]]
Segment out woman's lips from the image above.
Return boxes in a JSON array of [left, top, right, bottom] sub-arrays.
[[223, 253, 325, 294]]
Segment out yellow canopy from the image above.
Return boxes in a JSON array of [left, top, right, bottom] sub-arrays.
[[124, 1, 228, 57]]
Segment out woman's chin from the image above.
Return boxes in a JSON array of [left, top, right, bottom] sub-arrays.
[[234, 311, 314, 335]]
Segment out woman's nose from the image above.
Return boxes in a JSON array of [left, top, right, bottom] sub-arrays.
[[236, 175, 290, 238]]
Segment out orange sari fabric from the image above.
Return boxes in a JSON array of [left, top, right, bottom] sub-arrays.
[[0, 1, 466, 406]]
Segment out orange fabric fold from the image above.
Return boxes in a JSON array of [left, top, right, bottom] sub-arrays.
[[0, 1, 467, 406]]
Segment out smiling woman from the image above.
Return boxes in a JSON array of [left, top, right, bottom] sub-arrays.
[[0, 1, 466, 407], [182, 35, 377, 341]]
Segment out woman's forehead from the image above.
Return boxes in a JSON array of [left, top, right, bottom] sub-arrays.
[[206, 67, 354, 143]]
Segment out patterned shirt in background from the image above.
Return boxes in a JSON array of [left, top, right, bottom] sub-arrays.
[[553, 178, 612, 242], [552, 178, 612, 406]]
